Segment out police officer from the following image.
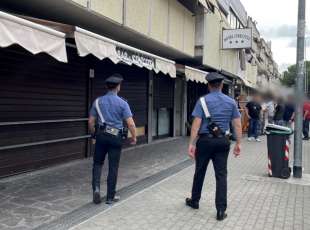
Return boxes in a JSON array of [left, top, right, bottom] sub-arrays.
[[185, 72, 242, 221], [88, 73, 137, 205]]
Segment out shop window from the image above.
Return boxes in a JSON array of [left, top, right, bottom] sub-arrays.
[[152, 108, 172, 138], [158, 108, 171, 136], [152, 109, 158, 137]]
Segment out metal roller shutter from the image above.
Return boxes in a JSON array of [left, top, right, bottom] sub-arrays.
[[187, 81, 209, 122], [0, 46, 89, 177], [152, 73, 175, 138], [153, 73, 174, 109]]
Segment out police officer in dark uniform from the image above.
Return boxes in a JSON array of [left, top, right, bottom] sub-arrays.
[[88, 73, 137, 205], [185, 72, 242, 221]]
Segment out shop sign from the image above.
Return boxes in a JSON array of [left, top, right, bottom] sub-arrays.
[[222, 28, 252, 49], [116, 47, 155, 70]]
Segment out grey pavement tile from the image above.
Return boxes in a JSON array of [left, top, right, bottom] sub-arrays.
[[0, 138, 190, 229], [2, 137, 310, 230], [0, 216, 24, 228], [68, 137, 310, 230]]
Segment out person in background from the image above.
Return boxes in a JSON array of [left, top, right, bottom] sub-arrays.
[[303, 97, 310, 140], [265, 94, 275, 124], [235, 94, 241, 110], [283, 95, 295, 129], [230, 94, 241, 141], [260, 95, 267, 135], [246, 94, 262, 142], [273, 98, 285, 126]]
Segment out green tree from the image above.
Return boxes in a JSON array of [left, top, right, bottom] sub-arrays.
[[281, 61, 310, 93]]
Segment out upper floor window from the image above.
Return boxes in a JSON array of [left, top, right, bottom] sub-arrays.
[[228, 9, 244, 29], [229, 11, 237, 29]]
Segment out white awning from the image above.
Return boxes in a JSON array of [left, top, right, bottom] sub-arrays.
[[0, 11, 67, 62], [185, 66, 208, 84], [199, 0, 209, 10], [241, 78, 257, 89], [74, 27, 176, 78]]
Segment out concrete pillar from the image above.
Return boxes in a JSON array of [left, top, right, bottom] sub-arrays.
[[182, 80, 188, 136], [147, 71, 154, 143]]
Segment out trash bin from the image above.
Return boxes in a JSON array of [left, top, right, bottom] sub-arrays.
[[265, 124, 293, 179]]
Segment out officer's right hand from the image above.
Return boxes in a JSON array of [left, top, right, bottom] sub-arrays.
[[188, 144, 196, 159], [130, 137, 137, 145], [233, 143, 241, 157]]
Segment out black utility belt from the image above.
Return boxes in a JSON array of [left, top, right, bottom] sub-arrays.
[[98, 125, 122, 136], [200, 133, 229, 139]]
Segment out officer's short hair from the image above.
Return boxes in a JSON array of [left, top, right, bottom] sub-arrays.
[[106, 82, 120, 90], [105, 73, 123, 89], [208, 80, 223, 89]]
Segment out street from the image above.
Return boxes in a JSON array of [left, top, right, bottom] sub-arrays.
[[71, 138, 310, 230], [0, 137, 309, 230]]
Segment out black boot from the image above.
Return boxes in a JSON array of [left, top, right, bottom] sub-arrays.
[[185, 198, 199, 209], [92, 164, 102, 204], [93, 187, 101, 204], [105, 195, 121, 205], [217, 210, 227, 221]]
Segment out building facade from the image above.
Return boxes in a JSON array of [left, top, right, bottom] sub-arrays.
[[247, 16, 280, 91]]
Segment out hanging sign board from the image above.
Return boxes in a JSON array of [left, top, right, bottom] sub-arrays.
[[222, 28, 252, 49]]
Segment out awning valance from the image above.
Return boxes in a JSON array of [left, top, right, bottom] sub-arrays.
[[241, 77, 257, 89], [74, 27, 176, 78], [0, 11, 67, 62], [185, 66, 208, 84]]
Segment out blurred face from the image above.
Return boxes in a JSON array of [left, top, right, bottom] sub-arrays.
[[287, 95, 294, 103], [253, 95, 260, 102]]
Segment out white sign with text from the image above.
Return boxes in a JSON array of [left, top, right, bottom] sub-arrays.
[[222, 28, 252, 49]]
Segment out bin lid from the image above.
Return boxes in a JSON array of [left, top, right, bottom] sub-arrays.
[[265, 124, 293, 135]]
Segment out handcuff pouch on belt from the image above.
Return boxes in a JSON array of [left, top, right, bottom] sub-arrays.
[[200, 97, 226, 138], [94, 98, 128, 139]]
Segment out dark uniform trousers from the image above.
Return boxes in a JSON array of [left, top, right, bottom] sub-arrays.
[[191, 136, 230, 211], [303, 119, 310, 138], [92, 133, 122, 200]]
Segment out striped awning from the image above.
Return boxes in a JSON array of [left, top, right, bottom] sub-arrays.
[[0, 11, 67, 62]]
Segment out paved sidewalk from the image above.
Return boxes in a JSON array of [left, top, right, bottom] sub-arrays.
[[72, 138, 310, 230], [0, 138, 189, 230]]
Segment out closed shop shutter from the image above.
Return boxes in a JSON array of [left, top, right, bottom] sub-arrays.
[[153, 73, 174, 109], [90, 58, 149, 140], [187, 81, 209, 122], [0, 46, 89, 177], [153, 73, 174, 138]]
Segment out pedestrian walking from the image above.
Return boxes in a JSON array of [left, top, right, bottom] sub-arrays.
[[245, 94, 262, 142], [88, 74, 137, 204], [185, 72, 242, 221], [230, 94, 241, 141], [265, 94, 275, 124], [274, 98, 285, 126], [257, 95, 265, 136], [303, 98, 310, 140], [283, 95, 295, 128]]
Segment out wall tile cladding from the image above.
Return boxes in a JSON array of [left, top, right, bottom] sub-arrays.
[[73, 0, 195, 56]]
